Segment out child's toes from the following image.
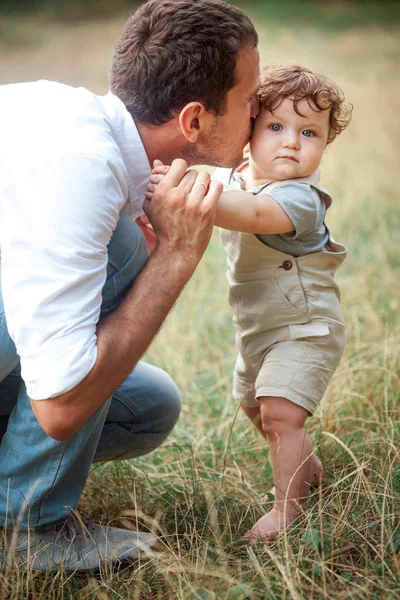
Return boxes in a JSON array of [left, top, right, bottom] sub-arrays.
[[242, 521, 278, 544], [242, 528, 264, 544]]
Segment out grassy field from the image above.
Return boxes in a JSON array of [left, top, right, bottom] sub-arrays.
[[0, 2, 399, 598]]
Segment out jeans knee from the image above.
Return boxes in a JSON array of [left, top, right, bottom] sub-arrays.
[[114, 365, 182, 438], [155, 374, 182, 435], [94, 372, 182, 462], [94, 363, 183, 462]]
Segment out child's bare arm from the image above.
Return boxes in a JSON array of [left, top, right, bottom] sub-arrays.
[[215, 188, 294, 234], [146, 163, 294, 235]]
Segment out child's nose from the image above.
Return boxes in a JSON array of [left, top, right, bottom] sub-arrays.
[[283, 133, 300, 150]]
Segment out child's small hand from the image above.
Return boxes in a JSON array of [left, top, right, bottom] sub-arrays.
[[135, 213, 157, 254], [145, 159, 171, 199]]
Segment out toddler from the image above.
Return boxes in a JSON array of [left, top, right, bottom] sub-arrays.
[[147, 64, 352, 540]]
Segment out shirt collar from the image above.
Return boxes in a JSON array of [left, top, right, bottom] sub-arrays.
[[230, 161, 247, 190], [100, 91, 151, 217], [230, 159, 323, 194]]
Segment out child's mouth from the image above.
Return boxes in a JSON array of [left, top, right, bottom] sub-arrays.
[[278, 155, 299, 162]]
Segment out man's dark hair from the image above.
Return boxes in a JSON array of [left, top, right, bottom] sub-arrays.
[[110, 0, 258, 125]]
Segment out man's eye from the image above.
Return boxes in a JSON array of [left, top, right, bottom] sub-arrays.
[[302, 130, 315, 137], [269, 124, 282, 131]]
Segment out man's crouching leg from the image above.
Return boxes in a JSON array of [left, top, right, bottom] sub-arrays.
[[0, 213, 179, 572], [94, 361, 182, 463]]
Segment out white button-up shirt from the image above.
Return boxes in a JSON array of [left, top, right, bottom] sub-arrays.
[[0, 80, 150, 400]]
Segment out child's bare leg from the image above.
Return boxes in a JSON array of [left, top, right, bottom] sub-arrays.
[[242, 397, 315, 540], [240, 404, 324, 484]]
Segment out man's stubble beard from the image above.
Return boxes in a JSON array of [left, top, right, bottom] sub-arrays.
[[181, 121, 246, 170]]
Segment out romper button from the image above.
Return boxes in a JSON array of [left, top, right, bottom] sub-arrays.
[[282, 260, 293, 271]]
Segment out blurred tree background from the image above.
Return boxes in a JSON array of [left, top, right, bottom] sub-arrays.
[[0, 0, 399, 25]]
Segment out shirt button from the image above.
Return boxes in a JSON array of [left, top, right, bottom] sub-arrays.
[[282, 260, 293, 271]]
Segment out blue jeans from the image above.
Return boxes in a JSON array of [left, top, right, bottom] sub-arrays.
[[0, 211, 181, 531]]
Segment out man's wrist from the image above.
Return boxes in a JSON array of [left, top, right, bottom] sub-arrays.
[[151, 241, 200, 282]]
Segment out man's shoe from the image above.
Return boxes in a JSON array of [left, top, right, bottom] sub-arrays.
[[0, 517, 157, 572]]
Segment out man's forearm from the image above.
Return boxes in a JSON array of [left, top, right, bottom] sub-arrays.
[[30, 244, 195, 440]]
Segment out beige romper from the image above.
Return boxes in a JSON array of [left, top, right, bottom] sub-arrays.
[[219, 173, 347, 414]]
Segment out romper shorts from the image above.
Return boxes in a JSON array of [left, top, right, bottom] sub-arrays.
[[233, 318, 345, 414], [221, 229, 347, 415]]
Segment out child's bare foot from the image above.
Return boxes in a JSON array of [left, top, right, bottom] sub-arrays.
[[243, 507, 300, 543]]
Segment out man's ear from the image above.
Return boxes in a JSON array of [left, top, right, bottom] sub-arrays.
[[178, 102, 210, 143]]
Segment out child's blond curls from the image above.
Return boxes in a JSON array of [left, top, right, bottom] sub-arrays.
[[258, 64, 353, 144]]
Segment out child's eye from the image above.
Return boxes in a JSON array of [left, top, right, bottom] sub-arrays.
[[302, 130, 315, 137], [269, 123, 282, 132]]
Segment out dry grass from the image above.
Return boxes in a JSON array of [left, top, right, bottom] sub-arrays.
[[0, 7, 399, 600]]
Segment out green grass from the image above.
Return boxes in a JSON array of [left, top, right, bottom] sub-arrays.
[[0, 5, 399, 600]]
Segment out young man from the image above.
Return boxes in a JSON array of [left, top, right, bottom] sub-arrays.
[[0, 0, 260, 572]]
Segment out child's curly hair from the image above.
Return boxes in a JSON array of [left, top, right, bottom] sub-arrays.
[[258, 64, 353, 144]]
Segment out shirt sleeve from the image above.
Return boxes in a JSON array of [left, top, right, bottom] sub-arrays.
[[0, 152, 128, 400], [212, 167, 237, 191], [265, 182, 321, 238]]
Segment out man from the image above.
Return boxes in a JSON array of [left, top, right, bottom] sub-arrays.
[[0, 0, 260, 572]]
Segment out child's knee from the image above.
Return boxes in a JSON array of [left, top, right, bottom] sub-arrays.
[[259, 396, 309, 437]]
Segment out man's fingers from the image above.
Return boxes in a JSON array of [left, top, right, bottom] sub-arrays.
[[158, 158, 188, 188], [203, 180, 223, 208], [187, 172, 211, 201], [144, 164, 220, 264], [175, 169, 199, 194]]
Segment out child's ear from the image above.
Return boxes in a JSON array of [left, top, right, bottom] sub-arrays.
[[243, 143, 250, 157]]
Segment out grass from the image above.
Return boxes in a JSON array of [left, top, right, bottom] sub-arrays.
[[0, 4, 399, 599]]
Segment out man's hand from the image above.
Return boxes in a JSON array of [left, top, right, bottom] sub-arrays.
[[143, 158, 222, 271]]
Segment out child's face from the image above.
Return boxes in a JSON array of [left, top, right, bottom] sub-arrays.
[[249, 97, 330, 181]]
